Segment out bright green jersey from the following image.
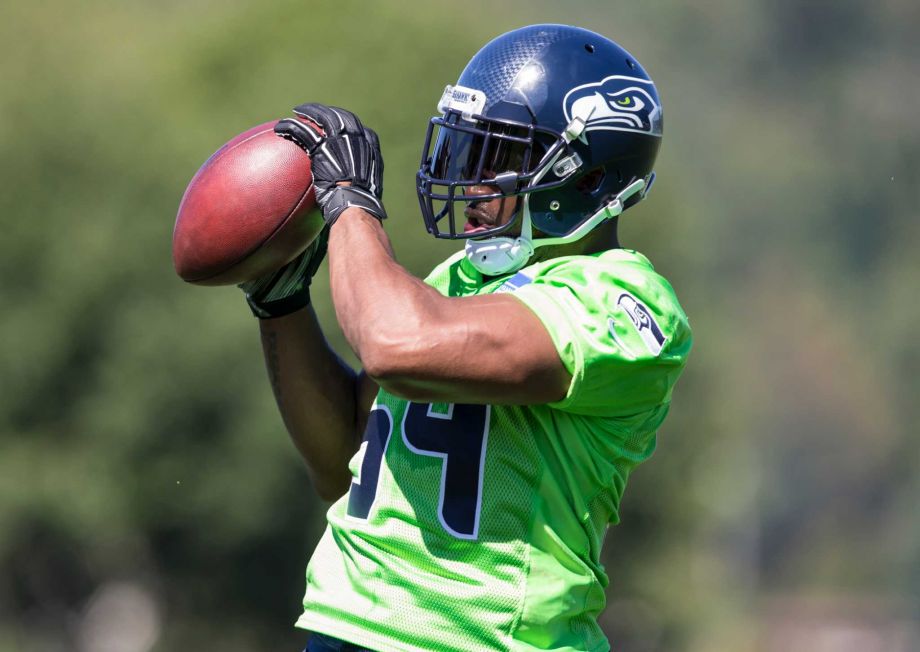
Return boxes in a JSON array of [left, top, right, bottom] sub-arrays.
[[296, 249, 692, 652]]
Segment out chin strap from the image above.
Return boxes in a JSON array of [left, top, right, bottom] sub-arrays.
[[464, 220, 535, 276], [465, 177, 647, 276]]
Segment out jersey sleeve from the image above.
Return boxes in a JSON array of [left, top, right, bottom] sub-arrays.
[[511, 255, 692, 416]]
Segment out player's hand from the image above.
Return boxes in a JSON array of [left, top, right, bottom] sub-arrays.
[[238, 227, 329, 319], [274, 103, 386, 225]]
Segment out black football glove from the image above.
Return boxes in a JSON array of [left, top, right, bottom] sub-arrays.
[[274, 103, 386, 225], [238, 227, 329, 319]]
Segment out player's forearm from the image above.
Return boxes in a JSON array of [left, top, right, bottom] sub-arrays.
[[329, 210, 443, 371], [258, 307, 362, 500]]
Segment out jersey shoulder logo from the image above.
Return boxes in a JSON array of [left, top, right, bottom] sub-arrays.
[[615, 292, 667, 356], [563, 75, 663, 136]]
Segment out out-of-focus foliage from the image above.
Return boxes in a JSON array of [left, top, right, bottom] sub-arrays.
[[0, 1, 916, 650]]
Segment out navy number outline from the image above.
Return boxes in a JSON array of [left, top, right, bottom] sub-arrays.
[[345, 401, 491, 540]]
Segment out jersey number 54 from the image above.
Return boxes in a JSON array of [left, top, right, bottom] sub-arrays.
[[346, 402, 491, 540]]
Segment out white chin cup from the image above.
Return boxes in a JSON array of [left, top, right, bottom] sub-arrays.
[[464, 236, 534, 276]]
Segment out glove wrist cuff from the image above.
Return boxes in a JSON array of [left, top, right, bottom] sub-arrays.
[[323, 187, 388, 226], [246, 286, 311, 319]]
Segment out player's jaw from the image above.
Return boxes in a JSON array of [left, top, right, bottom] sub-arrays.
[[463, 202, 495, 234], [464, 183, 520, 236]]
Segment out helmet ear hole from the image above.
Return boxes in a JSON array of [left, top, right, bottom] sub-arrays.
[[575, 167, 606, 195]]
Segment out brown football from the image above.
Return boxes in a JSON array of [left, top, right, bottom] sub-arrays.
[[172, 119, 323, 285]]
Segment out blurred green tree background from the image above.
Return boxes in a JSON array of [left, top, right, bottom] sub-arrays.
[[0, 1, 916, 650]]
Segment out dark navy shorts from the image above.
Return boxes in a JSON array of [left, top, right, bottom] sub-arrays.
[[304, 631, 378, 652]]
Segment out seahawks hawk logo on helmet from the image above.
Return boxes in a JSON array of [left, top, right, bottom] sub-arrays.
[[563, 75, 663, 136]]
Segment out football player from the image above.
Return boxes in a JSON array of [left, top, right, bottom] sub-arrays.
[[241, 24, 692, 652]]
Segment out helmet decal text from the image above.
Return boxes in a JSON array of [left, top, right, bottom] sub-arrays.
[[437, 85, 487, 121]]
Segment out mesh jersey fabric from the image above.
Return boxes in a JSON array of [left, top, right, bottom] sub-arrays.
[[296, 248, 692, 652]]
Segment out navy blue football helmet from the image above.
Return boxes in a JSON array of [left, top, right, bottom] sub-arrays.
[[416, 24, 663, 274]]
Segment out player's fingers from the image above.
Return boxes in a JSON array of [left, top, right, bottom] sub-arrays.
[[294, 103, 365, 138], [274, 118, 323, 152], [328, 106, 365, 135], [292, 103, 342, 136], [363, 127, 384, 198], [363, 126, 380, 152]]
